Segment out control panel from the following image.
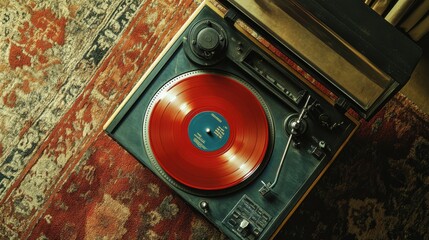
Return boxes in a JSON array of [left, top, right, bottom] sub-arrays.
[[223, 195, 271, 240]]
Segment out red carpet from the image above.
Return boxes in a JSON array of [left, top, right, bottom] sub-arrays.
[[1, 0, 428, 239]]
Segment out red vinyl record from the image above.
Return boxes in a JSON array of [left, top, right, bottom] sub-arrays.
[[146, 71, 269, 190]]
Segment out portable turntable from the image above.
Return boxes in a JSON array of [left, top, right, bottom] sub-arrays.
[[104, 0, 421, 239]]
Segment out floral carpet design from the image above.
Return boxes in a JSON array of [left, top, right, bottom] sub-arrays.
[[0, 0, 427, 239]]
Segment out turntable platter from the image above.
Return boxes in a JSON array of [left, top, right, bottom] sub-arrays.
[[144, 71, 270, 191]]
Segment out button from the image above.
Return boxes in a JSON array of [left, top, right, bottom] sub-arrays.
[[240, 219, 250, 229], [276, 83, 286, 92], [266, 75, 276, 84], [248, 203, 256, 210], [261, 214, 270, 221], [238, 219, 250, 234], [199, 201, 209, 213], [228, 218, 237, 226], [247, 234, 256, 240], [319, 140, 326, 149], [241, 208, 251, 218], [257, 219, 268, 228], [312, 147, 326, 161]]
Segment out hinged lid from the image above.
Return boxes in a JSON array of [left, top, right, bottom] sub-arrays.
[[220, 0, 422, 120]]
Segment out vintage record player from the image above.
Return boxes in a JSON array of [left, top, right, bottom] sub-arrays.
[[104, 0, 421, 239]]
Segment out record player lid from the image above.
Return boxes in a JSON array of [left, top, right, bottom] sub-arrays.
[[221, 0, 422, 120]]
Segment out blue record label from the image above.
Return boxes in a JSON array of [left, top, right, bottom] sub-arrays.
[[188, 111, 230, 151]]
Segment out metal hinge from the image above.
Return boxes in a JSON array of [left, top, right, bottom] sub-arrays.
[[334, 97, 350, 114], [224, 8, 238, 25]]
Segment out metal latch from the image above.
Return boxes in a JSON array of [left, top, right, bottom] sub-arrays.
[[224, 8, 238, 25], [334, 97, 349, 114]]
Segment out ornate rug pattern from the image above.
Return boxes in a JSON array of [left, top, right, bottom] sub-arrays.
[[0, 0, 428, 239]]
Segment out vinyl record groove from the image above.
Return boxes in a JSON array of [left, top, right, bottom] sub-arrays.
[[143, 71, 271, 191]]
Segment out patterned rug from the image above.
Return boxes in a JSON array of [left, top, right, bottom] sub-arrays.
[[0, 0, 427, 239]]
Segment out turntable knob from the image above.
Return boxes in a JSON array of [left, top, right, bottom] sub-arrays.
[[318, 140, 326, 149], [197, 27, 220, 53], [199, 200, 209, 213], [239, 219, 250, 229], [184, 19, 227, 65]]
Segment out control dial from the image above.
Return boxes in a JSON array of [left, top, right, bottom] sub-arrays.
[[184, 19, 227, 65], [197, 27, 220, 53]]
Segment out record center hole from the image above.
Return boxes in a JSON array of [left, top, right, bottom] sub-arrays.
[[188, 111, 230, 152], [206, 128, 212, 135]]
